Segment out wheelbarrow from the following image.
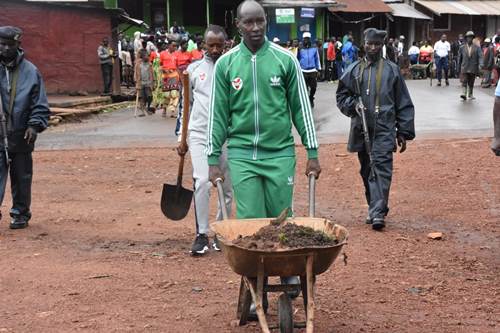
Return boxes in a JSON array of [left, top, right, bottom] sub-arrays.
[[211, 175, 348, 333]]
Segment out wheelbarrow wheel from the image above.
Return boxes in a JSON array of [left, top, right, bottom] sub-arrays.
[[278, 293, 294, 333]]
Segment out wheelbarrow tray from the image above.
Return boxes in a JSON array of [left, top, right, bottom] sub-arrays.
[[211, 217, 348, 278]]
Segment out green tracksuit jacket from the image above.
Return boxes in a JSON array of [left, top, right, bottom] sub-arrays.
[[206, 40, 318, 165]]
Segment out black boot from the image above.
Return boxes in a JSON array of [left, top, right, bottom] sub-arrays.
[[372, 217, 385, 231], [10, 217, 29, 229], [460, 87, 467, 100]]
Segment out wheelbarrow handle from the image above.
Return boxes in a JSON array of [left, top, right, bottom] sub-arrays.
[[215, 178, 229, 220], [308, 173, 316, 218]]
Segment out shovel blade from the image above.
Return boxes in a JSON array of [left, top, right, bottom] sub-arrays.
[[161, 183, 193, 221]]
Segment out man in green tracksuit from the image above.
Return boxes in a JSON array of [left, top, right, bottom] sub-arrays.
[[207, 0, 321, 219]]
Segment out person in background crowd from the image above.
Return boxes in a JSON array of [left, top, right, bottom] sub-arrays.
[[133, 31, 143, 57], [492, 81, 500, 155], [120, 44, 133, 88], [191, 37, 204, 61], [342, 35, 357, 69], [491, 28, 500, 45], [175, 39, 193, 136], [146, 36, 157, 54], [134, 49, 155, 117], [335, 37, 343, 78], [316, 39, 325, 81], [326, 37, 336, 82], [384, 38, 397, 63], [288, 39, 299, 56], [298, 31, 321, 108], [118, 33, 124, 83], [397, 36, 405, 59], [419, 40, 433, 64], [336, 27, 415, 231], [0, 26, 50, 229], [451, 34, 465, 78], [272, 37, 280, 44], [434, 34, 451, 86], [342, 31, 353, 45], [458, 31, 483, 100], [481, 38, 495, 88], [160, 40, 180, 117], [408, 41, 420, 65], [176, 39, 192, 72], [169, 21, 180, 34], [97, 37, 116, 96]]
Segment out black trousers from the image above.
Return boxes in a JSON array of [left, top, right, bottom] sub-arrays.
[[101, 63, 113, 93], [357, 150, 393, 219], [462, 73, 476, 94], [303, 72, 317, 105], [0, 151, 33, 221]]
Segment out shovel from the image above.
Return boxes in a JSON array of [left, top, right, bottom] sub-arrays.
[[161, 72, 193, 221]]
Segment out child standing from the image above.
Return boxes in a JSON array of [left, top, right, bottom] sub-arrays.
[[134, 49, 155, 116]]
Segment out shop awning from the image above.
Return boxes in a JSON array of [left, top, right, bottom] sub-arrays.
[[330, 0, 391, 13], [260, 0, 339, 8], [388, 3, 431, 20], [414, 0, 500, 16]]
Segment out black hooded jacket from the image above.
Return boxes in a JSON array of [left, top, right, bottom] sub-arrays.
[[0, 49, 49, 152], [336, 58, 415, 152]]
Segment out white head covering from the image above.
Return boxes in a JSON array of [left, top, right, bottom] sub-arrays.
[[303, 32, 311, 39]]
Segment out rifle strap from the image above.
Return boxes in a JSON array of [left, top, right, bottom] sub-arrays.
[[6, 65, 20, 132], [358, 58, 384, 112], [375, 59, 384, 113]]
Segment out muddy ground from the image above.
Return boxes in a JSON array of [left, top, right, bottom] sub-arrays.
[[0, 138, 498, 333]]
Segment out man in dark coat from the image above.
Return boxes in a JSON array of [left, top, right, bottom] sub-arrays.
[[458, 31, 483, 100], [481, 38, 495, 88], [0, 26, 50, 229], [336, 28, 415, 231]]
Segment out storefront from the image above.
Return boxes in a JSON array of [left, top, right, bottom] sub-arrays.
[[260, 0, 340, 43]]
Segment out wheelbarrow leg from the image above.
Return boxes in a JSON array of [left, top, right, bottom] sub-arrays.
[[237, 276, 252, 325], [243, 260, 270, 333], [306, 255, 315, 333]]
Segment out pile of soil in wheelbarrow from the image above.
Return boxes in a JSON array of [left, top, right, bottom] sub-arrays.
[[233, 223, 338, 250]]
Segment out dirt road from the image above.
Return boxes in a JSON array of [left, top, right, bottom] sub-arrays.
[[0, 139, 498, 332]]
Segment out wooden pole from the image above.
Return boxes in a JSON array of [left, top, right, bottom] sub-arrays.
[[206, 0, 210, 27], [166, 0, 170, 29], [306, 255, 315, 333]]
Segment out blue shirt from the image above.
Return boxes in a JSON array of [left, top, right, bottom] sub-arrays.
[[496, 81, 500, 96], [297, 47, 321, 72]]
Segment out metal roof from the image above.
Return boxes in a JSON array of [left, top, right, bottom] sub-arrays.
[[388, 3, 431, 20], [260, 0, 339, 8], [330, 0, 392, 13], [415, 0, 500, 16]]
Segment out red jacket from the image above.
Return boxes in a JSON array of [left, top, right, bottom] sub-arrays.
[[175, 50, 192, 71], [327, 42, 336, 61]]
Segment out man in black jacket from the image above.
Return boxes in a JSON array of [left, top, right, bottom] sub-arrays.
[[336, 28, 415, 231], [0, 26, 50, 229]]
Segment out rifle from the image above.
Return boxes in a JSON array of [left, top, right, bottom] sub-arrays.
[[0, 91, 10, 167], [355, 98, 375, 179]]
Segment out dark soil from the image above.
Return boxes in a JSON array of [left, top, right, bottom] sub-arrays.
[[233, 223, 339, 250]]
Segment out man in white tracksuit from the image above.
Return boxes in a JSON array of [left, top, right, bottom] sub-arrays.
[[177, 25, 232, 255]]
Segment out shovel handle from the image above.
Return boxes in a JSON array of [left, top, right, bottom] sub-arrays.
[[215, 178, 229, 220], [308, 173, 316, 218]]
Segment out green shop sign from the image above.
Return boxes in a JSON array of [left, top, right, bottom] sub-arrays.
[[276, 8, 295, 24]]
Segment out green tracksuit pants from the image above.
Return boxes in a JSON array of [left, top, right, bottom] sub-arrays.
[[228, 157, 296, 219]]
